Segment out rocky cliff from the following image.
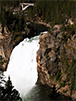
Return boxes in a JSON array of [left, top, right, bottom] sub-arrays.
[[0, 23, 30, 70], [0, 23, 12, 70], [37, 24, 76, 99], [0, 22, 41, 70], [0, 22, 76, 99]]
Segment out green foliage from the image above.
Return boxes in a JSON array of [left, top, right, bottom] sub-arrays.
[[50, 75, 53, 79], [55, 69, 62, 81], [58, 82, 65, 89], [0, 61, 4, 66], [5, 76, 14, 95], [60, 47, 76, 92], [1, 0, 19, 7], [63, 90, 68, 93], [61, 50, 76, 91], [0, 55, 2, 59], [61, 47, 69, 73], [1, 0, 75, 31], [0, 59, 7, 68], [1, 5, 25, 32], [64, 25, 75, 35], [33, 0, 75, 24], [0, 73, 22, 101], [1, 7, 6, 26], [70, 58, 76, 91]]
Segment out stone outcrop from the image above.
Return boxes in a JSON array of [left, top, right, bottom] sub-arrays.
[[0, 22, 39, 70], [37, 24, 76, 99], [0, 24, 13, 70], [0, 23, 4, 39], [0, 24, 29, 70]]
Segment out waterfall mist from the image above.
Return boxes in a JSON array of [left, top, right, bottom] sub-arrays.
[[4, 35, 39, 96]]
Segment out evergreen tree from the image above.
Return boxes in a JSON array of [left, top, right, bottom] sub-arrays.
[[4, 76, 22, 101], [5, 76, 14, 95]]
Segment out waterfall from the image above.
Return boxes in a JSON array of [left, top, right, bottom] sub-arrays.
[[4, 35, 39, 96]]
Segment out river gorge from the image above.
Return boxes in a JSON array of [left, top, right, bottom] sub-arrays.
[[0, 1, 76, 100], [0, 22, 76, 100]]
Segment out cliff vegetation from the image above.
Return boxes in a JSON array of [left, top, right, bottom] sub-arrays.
[[0, 0, 76, 100]]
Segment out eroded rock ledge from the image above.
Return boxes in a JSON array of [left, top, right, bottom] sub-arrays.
[[37, 24, 76, 100], [0, 23, 31, 70]]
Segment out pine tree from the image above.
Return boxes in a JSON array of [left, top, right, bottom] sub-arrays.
[[5, 76, 14, 95], [4, 76, 22, 101]]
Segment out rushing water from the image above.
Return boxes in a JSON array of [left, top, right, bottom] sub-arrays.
[[5, 35, 40, 98], [22, 84, 51, 101], [4, 22, 72, 100]]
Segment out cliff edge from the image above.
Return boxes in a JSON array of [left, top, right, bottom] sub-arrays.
[[37, 24, 76, 100]]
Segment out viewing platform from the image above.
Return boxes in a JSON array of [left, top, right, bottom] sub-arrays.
[[20, 3, 34, 11]]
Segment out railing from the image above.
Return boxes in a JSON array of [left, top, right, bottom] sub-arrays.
[[20, 3, 34, 11]]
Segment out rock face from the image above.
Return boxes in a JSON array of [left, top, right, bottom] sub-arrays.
[[0, 23, 4, 39], [37, 24, 76, 99], [0, 22, 76, 99], [0, 23, 29, 70], [0, 22, 39, 70], [0, 24, 13, 70]]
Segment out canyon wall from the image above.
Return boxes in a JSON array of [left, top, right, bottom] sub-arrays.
[[0, 22, 76, 99], [37, 24, 76, 99]]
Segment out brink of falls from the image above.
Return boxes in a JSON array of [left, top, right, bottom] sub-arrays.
[[4, 35, 39, 96]]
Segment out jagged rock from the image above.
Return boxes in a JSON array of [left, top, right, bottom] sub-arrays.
[[57, 32, 63, 39], [40, 57, 47, 65], [53, 24, 62, 30], [37, 24, 76, 100], [0, 34, 4, 39], [72, 34, 76, 40], [48, 40, 54, 48], [0, 23, 33, 70], [49, 54, 56, 62], [0, 23, 4, 39], [2, 63, 7, 70], [4, 26, 8, 34], [0, 46, 5, 59], [0, 25, 13, 70]]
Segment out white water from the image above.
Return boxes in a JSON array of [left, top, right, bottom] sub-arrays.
[[4, 35, 39, 96]]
